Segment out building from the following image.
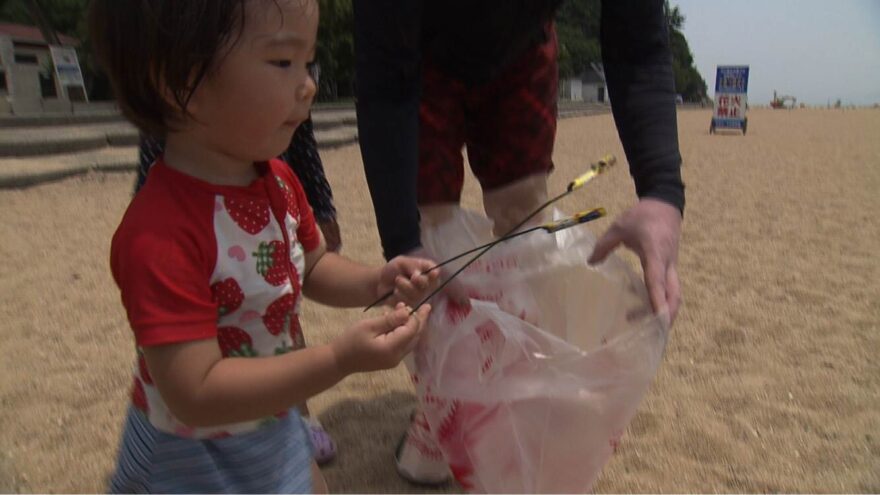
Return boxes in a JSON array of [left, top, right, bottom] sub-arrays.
[[0, 23, 84, 115], [559, 62, 606, 103]]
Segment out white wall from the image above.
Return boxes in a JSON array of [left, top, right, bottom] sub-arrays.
[[582, 82, 606, 103], [559, 78, 583, 101], [0, 36, 72, 114]]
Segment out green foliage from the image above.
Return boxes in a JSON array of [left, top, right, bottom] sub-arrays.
[[668, 29, 707, 101], [663, 2, 707, 101], [316, 0, 355, 100], [556, 0, 707, 102], [0, 0, 110, 98], [0, 0, 89, 40], [0, 0, 708, 103], [556, 0, 601, 78], [665, 3, 685, 30]]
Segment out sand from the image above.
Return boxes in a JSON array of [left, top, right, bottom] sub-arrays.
[[0, 108, 878, 493]]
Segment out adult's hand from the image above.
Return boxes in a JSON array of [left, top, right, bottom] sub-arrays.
[[588, 198, 683, 326]]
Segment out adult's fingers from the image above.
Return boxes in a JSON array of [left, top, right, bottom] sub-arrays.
[[666, 263, 682, 325], [642, 253, 669, 317], [589, 225, 624, 265]]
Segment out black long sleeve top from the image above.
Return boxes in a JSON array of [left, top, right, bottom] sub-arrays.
[[354, 0, 685, 260]]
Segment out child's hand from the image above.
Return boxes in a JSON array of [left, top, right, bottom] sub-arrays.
[[332, 303, 432, 374], [377, 255, 441, 307]]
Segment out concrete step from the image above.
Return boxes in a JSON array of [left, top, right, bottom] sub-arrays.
[[0, 119, 357, 158], [0, 101, 616, 189], [0, 111, 125, 128], [0, 125, 358, 189], [0, 122, 139, 157], [558, 102, 611, 119], [0, 146, 137, 188], [310, 109, 357, 131], [0, 102, 355, 129], [315, 125, 359, 149]]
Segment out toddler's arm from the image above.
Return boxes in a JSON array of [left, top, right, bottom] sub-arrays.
[[143, 303, 430, 427], [303, 249, 439, 308]]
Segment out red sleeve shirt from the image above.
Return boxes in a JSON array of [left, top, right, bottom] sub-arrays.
[[111, 158, 320, 347], [110, 158, 322, 437]]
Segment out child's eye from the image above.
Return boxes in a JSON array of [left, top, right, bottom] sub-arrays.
[[270, 60, 292, 68]]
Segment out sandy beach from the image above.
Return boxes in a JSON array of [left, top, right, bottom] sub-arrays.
[[0, 107, 878, 492]]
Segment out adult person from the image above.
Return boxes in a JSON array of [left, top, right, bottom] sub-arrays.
[[353, 0, 685, 483]]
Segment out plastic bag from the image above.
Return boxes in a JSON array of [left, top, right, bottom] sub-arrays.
[[411, 208, 669, 493]]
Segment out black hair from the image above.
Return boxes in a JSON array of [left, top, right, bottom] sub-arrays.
[[88, 0, 251, 136]]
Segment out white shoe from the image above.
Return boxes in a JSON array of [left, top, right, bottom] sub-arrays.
[[394, 411, 451, 485]]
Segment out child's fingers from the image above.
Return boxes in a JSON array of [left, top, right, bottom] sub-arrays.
[[412, 304, 432, 331], [400, 268, 440, 300], [397, 256, 437, 279], [409, 271, 429, 291], [407, 305, 433, 352], [381, 318, 418, 357], [415, 258, 436, 274], [385, 304, 431, 356], [373, 305, 410, 336], [393, 275, 419, 301]]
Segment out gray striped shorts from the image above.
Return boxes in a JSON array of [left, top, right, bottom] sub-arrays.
[[108, 407, 313, 493]]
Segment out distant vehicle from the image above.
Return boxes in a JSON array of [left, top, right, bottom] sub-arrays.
[[770, 90, 797, 109], [675, 94, 684, 104]]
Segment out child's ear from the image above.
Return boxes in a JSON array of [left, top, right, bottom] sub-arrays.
[[151, 65, 202, 117]]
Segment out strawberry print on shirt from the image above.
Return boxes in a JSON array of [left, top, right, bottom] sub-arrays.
[[110, 158, 320, 439]]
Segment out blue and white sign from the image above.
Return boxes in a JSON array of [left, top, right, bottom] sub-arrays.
[[711, 65, 749, 134], [49, 45, 88, 101]]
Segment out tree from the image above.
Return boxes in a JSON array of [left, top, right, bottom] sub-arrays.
[[663, 1, 707, 102], [556, 0, 601, 79], [0, 0, 111, 99], [23, 0, 60, 45], [555, 0, 706, 102], [665, 3, 685, 31], [0, 0, 708, 103], [1, 0, 89, 41], [316, 0, 355, 100]]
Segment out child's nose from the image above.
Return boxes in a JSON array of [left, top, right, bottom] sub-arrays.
[[297, 77, 317, 101]]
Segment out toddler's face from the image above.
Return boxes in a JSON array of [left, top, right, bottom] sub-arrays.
[[185, 0, 319, 162]]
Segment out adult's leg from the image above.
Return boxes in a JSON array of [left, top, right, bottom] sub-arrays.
[[283, 116, 342, 253], [391, 57, 472, 487], [134, 134, 164, 194], [416, 58, 468, 231], [465, 23, 559, 237], [353, 0, 424, 260]]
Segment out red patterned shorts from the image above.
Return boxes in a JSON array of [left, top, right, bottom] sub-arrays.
[[417, 23, 558, 205]]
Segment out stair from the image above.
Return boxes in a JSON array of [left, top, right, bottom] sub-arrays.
[[0, 100, 608, 189], [557, 101, 611, 119], [0, 104, 358, 188]]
